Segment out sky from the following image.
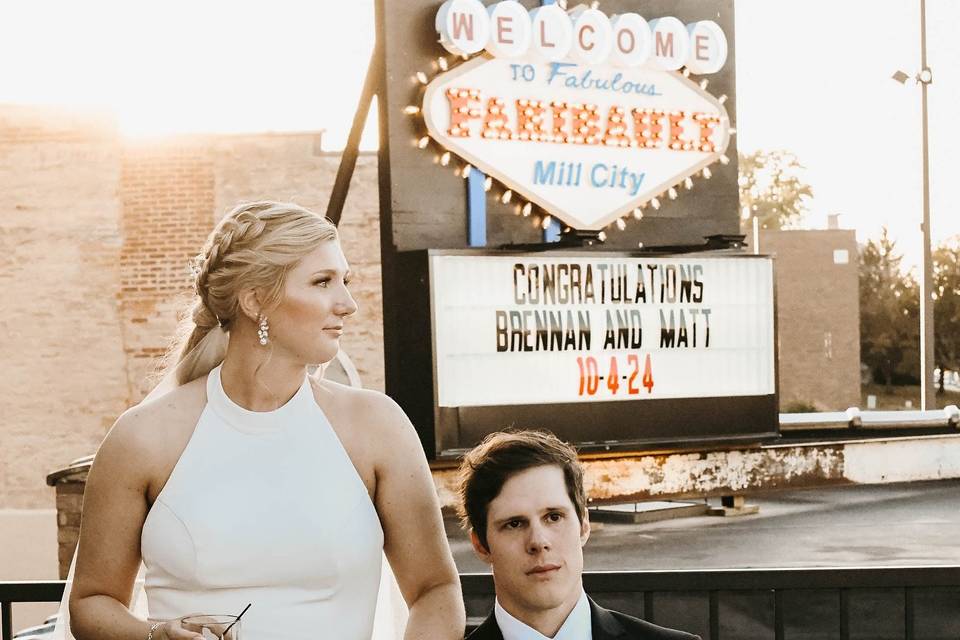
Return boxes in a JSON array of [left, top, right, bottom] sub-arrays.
[[1, 0, 957, 268]]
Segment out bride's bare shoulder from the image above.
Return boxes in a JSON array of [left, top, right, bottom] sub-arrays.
[[100, 376, 209, 459], [312, 378, 416, 441]]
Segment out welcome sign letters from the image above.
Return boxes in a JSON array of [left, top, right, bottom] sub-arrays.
[[424, 0, 731, 230]]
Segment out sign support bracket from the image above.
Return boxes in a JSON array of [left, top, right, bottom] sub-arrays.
[[326, 44, 382, 226]]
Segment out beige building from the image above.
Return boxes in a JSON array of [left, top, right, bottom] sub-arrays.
[[746, 227, 861, 412]]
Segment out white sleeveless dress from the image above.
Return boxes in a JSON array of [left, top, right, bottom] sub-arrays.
[[139, 365, 384, 639]]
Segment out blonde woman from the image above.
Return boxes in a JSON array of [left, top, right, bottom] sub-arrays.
[[64, 202, 465, 639]]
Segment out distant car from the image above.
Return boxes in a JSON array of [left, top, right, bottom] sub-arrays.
[[13, 614, 57, 638]]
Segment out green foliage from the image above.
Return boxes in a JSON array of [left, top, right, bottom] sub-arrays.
[[738, 150, 814, 231], [859, 228, 919, 387], [934, 237, 960, 390]]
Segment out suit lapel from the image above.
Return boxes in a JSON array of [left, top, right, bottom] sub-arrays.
[[589, 597, 627, 639], [469, 611, 505, 640]]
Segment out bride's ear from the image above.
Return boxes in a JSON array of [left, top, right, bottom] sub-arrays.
[[237, 289, 261, 323]]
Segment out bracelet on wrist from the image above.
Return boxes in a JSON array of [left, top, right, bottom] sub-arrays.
[[146, 621, 163, 640]]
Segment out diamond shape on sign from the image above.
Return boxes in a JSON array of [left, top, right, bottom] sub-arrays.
[[422, 56, 730, 231]]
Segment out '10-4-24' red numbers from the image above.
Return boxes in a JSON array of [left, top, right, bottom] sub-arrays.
[[576, 354, 653, 396]]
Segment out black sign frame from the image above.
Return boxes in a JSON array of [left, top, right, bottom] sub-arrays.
[[393, 248, 779, 459]]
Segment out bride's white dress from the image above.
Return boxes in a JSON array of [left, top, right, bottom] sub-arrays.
[[53, 365, 407, 639]]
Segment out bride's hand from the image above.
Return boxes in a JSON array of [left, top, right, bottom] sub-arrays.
[[151, 616, 206, 640]]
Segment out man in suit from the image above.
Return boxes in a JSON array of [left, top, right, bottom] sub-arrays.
[[458, 430, 700, 640]]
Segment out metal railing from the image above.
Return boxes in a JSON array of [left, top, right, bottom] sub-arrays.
[[462, 566, 960, 640], [3, 566, 960, 639], [0, 581, 63, 640], [779, 406, 960, 431]]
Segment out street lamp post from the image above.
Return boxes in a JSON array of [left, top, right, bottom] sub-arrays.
[[893, 0, 935, 410], [918, 0, 935, 411]]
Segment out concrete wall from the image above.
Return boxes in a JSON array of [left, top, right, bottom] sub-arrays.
[[0, 106, 382, 508]]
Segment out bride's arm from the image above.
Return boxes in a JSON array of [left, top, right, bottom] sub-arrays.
[[370, 396, 466, 640], [69, 411, 201, 640]]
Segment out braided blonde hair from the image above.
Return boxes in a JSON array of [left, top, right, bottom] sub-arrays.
[[167, 201, 338, 386]]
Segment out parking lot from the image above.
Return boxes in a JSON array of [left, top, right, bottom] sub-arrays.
[[448, 478, 960, 572]]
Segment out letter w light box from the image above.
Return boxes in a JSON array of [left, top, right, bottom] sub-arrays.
[[394, 250, 778, 457]]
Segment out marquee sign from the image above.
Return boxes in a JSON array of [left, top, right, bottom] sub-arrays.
[[431, 253, 775, 407], [422, 0, 732, 231]]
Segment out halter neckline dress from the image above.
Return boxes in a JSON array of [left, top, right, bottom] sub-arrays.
[[140, 365, 384, 639]]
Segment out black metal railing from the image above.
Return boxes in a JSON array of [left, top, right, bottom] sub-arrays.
[[462, 566, 960, 640], [0, 581, 64, 640], [3, 566, 959, 640]]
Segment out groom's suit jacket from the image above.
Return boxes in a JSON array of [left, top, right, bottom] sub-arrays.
[[465, 597, 701, 640]]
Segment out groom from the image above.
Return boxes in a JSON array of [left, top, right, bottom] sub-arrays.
[[458, 430, 700, 640]]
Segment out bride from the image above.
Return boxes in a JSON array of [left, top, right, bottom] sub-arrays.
[[58, 202, 465, 640]]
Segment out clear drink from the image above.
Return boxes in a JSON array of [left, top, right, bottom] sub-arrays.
[[180, 614, 241, 640]]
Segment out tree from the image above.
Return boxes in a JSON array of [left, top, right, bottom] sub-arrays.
[[738, 150, 814, 230], [933, 237, 960, 393], [859, 228, 919, 388]]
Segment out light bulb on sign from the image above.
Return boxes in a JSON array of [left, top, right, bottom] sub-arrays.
[[647, 17, 689, 71], [403, 105, 420, 115], [521, 202, 533, 216], [417, 136, 430, 149], [436, 0, 490, 56], [529, 3, 573, 61], [485, 1, 532, 58], [633, 208, 644, 220], [616, 218, 626, 230], [416, 71, 429, 85], [568, 7, 613, 65], [684, 20, 728, 75], [501, 190, 513, 204], [440, 151, 451, 166], [608, 13, 652, 68]]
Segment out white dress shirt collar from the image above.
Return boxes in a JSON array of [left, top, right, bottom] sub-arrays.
[[494, 590, 592, 640]]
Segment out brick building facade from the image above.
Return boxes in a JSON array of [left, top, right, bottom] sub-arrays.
[[1, 105, 383, 508], [746, 228, 861, 411]]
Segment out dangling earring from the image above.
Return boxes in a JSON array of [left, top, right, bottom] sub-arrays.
[[257, 314, 269, 346]]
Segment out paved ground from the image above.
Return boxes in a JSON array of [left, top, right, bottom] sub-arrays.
[[448, 478, 960, 572]]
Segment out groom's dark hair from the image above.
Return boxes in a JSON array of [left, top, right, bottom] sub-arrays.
[[457, 429, 586, 551]]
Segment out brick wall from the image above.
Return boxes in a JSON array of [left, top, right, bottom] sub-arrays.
[[1, 105, 383, 508], [0, 106, 129, 509], [119, 140, 216, 399], [747, 228, 861, 411]]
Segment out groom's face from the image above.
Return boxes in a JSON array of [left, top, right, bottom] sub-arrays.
[[471, 464, 590, 623]]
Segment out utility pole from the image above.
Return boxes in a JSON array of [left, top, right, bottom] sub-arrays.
[[918, 0, 936, 410]]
